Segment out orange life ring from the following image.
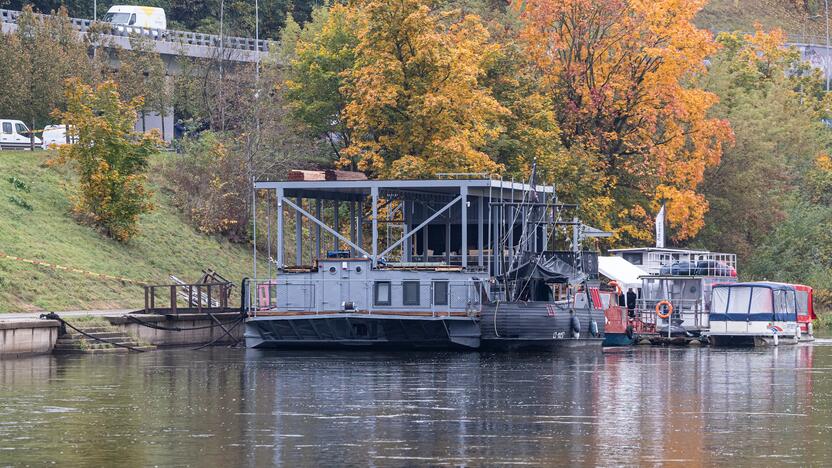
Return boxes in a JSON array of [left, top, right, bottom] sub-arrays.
[[656, 300, 673, 319]]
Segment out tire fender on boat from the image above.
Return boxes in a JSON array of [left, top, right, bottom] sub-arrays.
[[625, 324, 634, 340], [570, 314, 581, 339]]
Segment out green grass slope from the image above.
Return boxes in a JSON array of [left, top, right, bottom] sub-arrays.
[[0, 151, 261, 312], [698, 0, 828, 41]]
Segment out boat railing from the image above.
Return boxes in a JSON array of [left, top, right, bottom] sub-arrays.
[[635, 298, 708, 330], [244, 278, 483, 318], [643, 251, 737, 276]]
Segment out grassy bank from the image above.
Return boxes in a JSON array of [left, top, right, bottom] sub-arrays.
[[815, 310, 832, 331], [0, 150, 263, 312]]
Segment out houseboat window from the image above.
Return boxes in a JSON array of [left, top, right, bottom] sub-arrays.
[[750, 287, 774, 314], [374, 281, 391, 306], [433, 281, 448, 306], [727, 287, 752, 315], [622, 253, 642, 265], [2, 122, 11, 134], [403, 281, 420, 306]]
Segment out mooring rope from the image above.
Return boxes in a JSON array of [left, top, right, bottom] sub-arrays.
[[191, 317, 245, 350], [39, 312, 147, 353], [123, 314, 242, 331]]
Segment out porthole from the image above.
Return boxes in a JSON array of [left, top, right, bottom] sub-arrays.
[[355, 266, 362, 273], [329, 266, 336, 274]]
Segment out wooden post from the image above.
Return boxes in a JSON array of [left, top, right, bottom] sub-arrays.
[[144, 287, 149, 313], [170, 285, 177, 315], [188, 285, 193, 310], [150, 286, 155, 311]]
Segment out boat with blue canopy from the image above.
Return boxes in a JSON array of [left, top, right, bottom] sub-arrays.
[[707, 282, 801, 346]]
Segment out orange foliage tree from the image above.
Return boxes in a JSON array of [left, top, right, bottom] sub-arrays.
[[515, 0, 734, 242], [341, 0, 507, 178]]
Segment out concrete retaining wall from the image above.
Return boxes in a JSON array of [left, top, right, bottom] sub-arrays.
[[0, 320, 60, 358], [0, 313, 243, 358], [105, 313, 244, 347]]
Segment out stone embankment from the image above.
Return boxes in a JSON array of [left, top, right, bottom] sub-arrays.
[[0, 311, 243, 358]]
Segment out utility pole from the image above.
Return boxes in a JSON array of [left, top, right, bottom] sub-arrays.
[[826, 0, 830, 91]]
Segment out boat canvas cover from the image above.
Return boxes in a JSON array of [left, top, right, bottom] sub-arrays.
[[711, 282, 797, 322], [598, 256, 647, 291], [503, 253, 585, 285]]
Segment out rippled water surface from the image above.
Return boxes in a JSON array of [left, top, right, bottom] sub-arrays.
[[2, 343, 832, 466]]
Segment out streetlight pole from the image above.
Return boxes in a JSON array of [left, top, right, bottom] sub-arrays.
[[826, 0, 830, 91]]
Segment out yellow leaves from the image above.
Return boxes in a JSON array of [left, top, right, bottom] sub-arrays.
[[51, 79, 159, 242], [516, 0, 733, 242], [342, 0, 507, 178], [654, 185, 708, 240]]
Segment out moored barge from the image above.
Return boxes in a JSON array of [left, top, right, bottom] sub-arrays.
[[243, 174, 607, 350]]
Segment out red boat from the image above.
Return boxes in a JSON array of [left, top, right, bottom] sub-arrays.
[[793, 284, 817, 341]]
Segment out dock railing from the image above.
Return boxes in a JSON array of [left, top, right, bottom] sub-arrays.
[[144, 282, 232, 315], [244, 278, 483, 318]]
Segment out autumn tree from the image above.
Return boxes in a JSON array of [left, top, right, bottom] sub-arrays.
[[282, 5, 358, 161], [342, 0, 507, 178], [515, 0, 734, 242], [696, 28, 829, 261], [52, 79, 160, 241]]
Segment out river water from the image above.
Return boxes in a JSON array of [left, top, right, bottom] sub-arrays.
[[1, 343, 831, 466]]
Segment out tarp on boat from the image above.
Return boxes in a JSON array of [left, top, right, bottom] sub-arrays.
[[598, 256, 648, 291], [502, 253, 586, 285]]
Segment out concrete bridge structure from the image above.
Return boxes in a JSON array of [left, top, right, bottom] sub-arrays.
[[1, 8, 277, 141]]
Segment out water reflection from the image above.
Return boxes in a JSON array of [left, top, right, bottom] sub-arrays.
[[0, 344, 830, 465]]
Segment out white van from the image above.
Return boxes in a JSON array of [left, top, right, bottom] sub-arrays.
[[103, 6, 167, 32], [0, 120, 42, 150], [41, 125, 78, 149]]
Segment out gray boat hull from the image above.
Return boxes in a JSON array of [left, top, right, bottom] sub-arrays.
[[480, 301, 604, 350], [245, 314, 481, 350]]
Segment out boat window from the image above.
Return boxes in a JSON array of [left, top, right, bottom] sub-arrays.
[[796, 291, 809, 316], [129, 13, 137, 25], [727, 287, 752, 315], [15, 123, 27, 134], [2, 122, 11, 134], [750, 287, 773, 314], [784, 290, 796, 320], [374, 281, 391, 306], [712, 287, 729, 313], [622, 252, 642, 265], [433, 281, 448, 306], [403, 281, 420, 306]]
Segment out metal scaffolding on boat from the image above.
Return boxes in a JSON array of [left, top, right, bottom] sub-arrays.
[[251, 176, 592, 279]]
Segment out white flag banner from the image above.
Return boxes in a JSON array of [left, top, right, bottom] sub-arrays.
[[656, 204, 665, 248]]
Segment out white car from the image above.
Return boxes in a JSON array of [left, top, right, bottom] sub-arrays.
[[41, 125, 77, 149], [0, 120, 42, 150]]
